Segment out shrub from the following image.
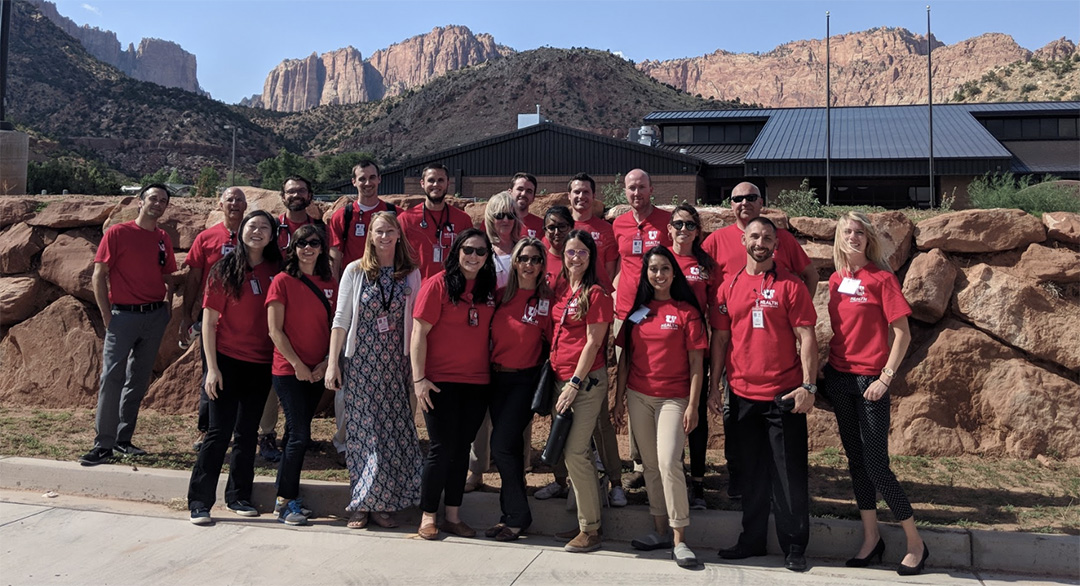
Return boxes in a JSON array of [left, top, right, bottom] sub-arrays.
[[600, 172, 624, 210], [774, 178, 831, 218], [967, 172, 1079, 216]]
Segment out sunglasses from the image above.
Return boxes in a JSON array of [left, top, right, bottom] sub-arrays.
[[671, 220, 699, 231], [461, 246, 489, 257], [492, 212, 514, 221], [544, 223, 570, 233], [564, 249, 590, 258], [516, 254, 544, 265], [731, 194, 760, 203], [295, 238, 322, 249]]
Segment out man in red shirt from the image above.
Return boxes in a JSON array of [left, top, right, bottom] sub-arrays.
[[509, 172, 545, 239], [709, 216, 818, 573], [277, 175, 324, 251], [79, 184, 178, 466], [399, 163, 474, 280], [568, 173, 617, 290], [328, 159, 399, 279]]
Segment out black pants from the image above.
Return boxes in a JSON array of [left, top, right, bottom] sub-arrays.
[[730, 392, 809, 554], [720, 374, 743, 493], [187, 352, 271, 510], [489, 367, 539, 530], [822, 365, 913, 521], [420, 380, 488, 514], [687, 369, 710, 479], [273, 374, 323, 501]]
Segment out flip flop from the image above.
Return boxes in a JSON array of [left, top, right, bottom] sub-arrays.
[[347, 511, 368, 529]]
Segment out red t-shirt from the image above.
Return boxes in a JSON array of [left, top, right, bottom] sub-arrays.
[[702, 223, 811, 286], [712, 267, 817, 401], [204, 261, 279, 364], [574, 215, 617, 292], [399, 204, 476, 281], [827, 264, 911, 375], [266, 272, 338, 376], [612, 207, 673, 319], [328, 200, 398, 267], [490, 287, 553, 370], [521, 213, 545, 240], [94, 221, 177, 305], [545, 249, 564, 289], [616, 299, 708, 398], [413, 272, 495, 384], [277, 213, 322, 252], [185, 222, 238, 296], [674, 251, 718, 327], [550, 283, 613, 380]]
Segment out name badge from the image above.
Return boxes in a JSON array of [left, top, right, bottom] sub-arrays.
[[627, 305, 650, 324], [221, 243, 235, 256], [355, 223, 365, 237], [433, 247, 443, 263], [752, 307, 764, 329], [632, 236, 643, 255], [249, 279, 262, 295], [376, 315, 390, 333], [838, 277, 861, 295], [537, 299, 550, 316], [468, 307, 479, 327]]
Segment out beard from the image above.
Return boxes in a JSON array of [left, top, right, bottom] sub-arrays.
[[426, 191, 447, 204], [748, 246, 773, 262], [285, 197, 309, 212]]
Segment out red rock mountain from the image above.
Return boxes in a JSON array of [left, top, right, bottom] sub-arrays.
[[637, 27, 1076, 106], [244, 25, 513, 112]]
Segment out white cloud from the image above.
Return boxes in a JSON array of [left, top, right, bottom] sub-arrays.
[[81, 4, 101, 15]]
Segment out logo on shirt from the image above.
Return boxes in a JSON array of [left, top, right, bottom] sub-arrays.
[[718, 303, 728, 315], [323, 289, 334, 298], [660, 313, 679, 330], [522, 305, 538, 324], [849, 285, 868, 303], [761, 289, 775, 300], [689, 266, 701, 277], [527, 229, 537, 238], [591, 231, 601, 240], [648, 230, 659, 240]]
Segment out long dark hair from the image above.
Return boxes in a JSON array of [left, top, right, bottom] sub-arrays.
[[283, 224, 332, 280], [671, 203, 715, 280], [443, 227, 497, 305], [623, 245, 704, 352], [209, 210, 282, 299], [560, 229, 600, 320]]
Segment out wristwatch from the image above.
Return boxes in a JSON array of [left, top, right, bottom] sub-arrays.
[[801, 383, 818, 395], [570, 375, 583, 388], [881, 366, 896, 377]]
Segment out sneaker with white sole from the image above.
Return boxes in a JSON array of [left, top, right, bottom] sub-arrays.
[[608, 485, 628, 508], [275, 496, 313, 518], [113, 442, 147, 456], [632, 530, 674, 551], [278, 499, 308, 526], [534, 481, 568, 500], [673, 542, 699, 568], [226, 500, 259, 517], [190, 508, 212, 525]]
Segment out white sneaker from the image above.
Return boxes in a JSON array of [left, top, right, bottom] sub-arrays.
[[534, 481, 568, 500], [609, 485, 628, 508]]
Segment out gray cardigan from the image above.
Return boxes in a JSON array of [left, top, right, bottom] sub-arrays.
[[332, 261, 421, 358]]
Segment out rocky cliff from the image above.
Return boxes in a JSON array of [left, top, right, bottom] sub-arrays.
[[244, 25, 512, 111], [28, 0, 207, 96]]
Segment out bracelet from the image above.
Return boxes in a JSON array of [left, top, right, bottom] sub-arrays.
[[413, 377, 427, 384], [878, 378, 889, 388]]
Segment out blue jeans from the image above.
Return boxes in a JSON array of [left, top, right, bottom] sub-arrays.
[[273, 374, 323, 500], [93, 305, 170, 449]]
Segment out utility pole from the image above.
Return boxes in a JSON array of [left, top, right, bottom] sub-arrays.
[[223, 124, 237, 185], [825, 11, 832, 206]]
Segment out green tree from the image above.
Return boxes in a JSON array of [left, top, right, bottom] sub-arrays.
[[314, 151, 373, 191], [257, 148, 317, 191], [194, 167, 221, 198], [139, 167, 172, 185], [27, 159, 122, 195], [166, 169, 186, 185]]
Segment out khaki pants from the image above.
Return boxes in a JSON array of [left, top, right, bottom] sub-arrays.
[[612, 318, 641, 466], [562, 368, 609, 532], [627, 389, 690, 528], [258, 389, 280, 437]]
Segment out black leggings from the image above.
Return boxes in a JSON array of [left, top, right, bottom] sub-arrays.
[[419, 381, 488, 513], [822, 364, 913, 521]]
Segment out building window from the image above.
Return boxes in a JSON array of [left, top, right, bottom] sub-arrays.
[[1061, 118, 1078, 138]]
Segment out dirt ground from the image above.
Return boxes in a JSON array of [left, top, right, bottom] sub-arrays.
[[1, 405, 1076, 535]]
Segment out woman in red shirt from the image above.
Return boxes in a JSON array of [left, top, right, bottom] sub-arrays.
[[266, 224, 337, 526], [542, 205, 573, 288], [550, 230, 613, 554], [486, 237, 552, 541], [612, 245, 707, 568], [411, 227, 497, 540], [188, 210, 282, 525], [823, 211, 927, 575]]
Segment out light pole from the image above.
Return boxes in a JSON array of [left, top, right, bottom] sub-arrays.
[[223, 124, 237, 185]]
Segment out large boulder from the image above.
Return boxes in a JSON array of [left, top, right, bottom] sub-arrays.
[[531, 191, 570, 217], [0, 295, 103, 409], [1042, 211, 1080, 244], [1013, 243, 1080, 283], [463, 202, 487, 229], [0, 198, 39, 229], [811, 281, 833, 366], [153, 294, 189, 374], [895, 320, 1080, 459], [38, 228, 99, 302], [790, 217, 837, 240], [143, 341, 202, 415], [698, 207, 733, 234], [902, 249, 957, 324], [869, 211, 915, 271], [953, 263, 1080, 371], [915, 209, 1046, 253], [0, 275, 56, 326], [800, 239, 833, 274], [104, 201, 209, 251], [26, 199, 120, 230], [0, 221, 56, 274]]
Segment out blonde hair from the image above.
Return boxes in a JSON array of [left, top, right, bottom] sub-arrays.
[[484, 192, 522, 246], [833, 211, 891, 276], [357, 211, 417, 281], [502, 238, 552, 304]]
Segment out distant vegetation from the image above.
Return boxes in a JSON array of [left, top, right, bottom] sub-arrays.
[[950, 54, 1080, 103], [256, 149, 376, 192], [26, 158, 123, 195], [967, 172, 1079, 216]]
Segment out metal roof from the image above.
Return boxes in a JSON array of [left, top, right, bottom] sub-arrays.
[[656, 143, 749, 166], [1003, 140, 1080, 175]]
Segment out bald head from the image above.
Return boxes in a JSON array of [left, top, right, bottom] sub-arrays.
[[731, 182, 763, 228], [219, 187, 248, 228], [624, 168, 653, 211]]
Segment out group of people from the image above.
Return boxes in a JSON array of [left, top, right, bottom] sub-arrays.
[[78, 162, 928, 576]]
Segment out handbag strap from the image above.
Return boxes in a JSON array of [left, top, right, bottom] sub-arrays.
[[299, 274, 333, 327], [551, 285, 580, 356]]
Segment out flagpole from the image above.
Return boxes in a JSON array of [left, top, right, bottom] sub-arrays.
[[825, 11, 832, 205], [927, 5, 935, 208]]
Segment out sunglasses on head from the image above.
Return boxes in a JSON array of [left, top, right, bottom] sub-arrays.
[[461, 246, 489, 257], [295, 238, 322, 249], [516, 254, 543, 265], [492, 212, 514, 221], [731, 194, 760, 203], [671, 220, 699, 231]]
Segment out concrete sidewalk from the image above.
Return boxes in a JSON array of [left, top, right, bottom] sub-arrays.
[[0, 456, 1076, 582]]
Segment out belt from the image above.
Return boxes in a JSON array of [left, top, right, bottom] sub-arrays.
[[112, 301, 167, 313], [492, 363, 522, 373]]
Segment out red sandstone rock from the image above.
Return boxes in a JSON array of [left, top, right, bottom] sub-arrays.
[[953, 263, 1079, 371], [1014, 243, 1080, 283], [902, 249, 957, 324], [868, 212, 914, 271], [697, 208, 732, 234], [26, 199, 120, 230], [812, 281, 833, 366], [915, 209, 1046, 253], [531, 192, 570, 217], [0, 198, 39, 229], [38, 229, 99, 302], [463, 202, 486, 229], [0, 275, 54, 326], [790, 217, 837, 241], [1042, 211, 1080, 244], [143, 334, 202, 415], [0, 221, 57, 274], [104, 201, 209, 251]]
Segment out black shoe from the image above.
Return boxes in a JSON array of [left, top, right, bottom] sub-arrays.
[[897, 543, 930, 576], [846, 538, 885, 567], [78, 447, 113, 466], [113, 442, 147, 456], [718, 543, 767, 560], [785, 545, 808, 572], [622, 470, 645, 490]]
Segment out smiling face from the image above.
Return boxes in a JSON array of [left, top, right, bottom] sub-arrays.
[[742, 220, 777, 263], [352, 164, 381, 202], [294, 233, 322, 266], [458, 235, 488, 278], [544, 216, 571, 252], [646, 253, 674, 297], [624, 169, 652, 211], [563, 236, 591, 278], [515, 244, 544, 286], [370, 215, 399, 255], [241, 214, 273, 253], [730, 182, 763, 227], [220, 188, 248, 225], [668, 209, 699, 248], [421, 168, 449, 204], [839, 218, 868, 256], [137, 187, 169, 220], [510, 177, 536, 215], [569, 180, 594, 216], [282, 179, 312, 212]]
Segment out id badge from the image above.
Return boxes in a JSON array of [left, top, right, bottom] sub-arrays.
[[355, 223, 365, 237], [221, 243, 235, 256], [838, 277, 861, 295], [376, 315, 390, 333], [249, 279, 262, 295], [627, 305, 650, 324], [468, 307, 479, 327], [752, 307, 764, 329], [433, 246, 443, 263], [632, 237, 643, 255], [537, 299, 550, 316]]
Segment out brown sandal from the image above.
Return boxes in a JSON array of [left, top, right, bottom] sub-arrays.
[[370, 512, 399, 529], [347, 511, 368, 529], [495, 526, 522, 542]]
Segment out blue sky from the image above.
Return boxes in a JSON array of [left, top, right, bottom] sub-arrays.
[[51, 0, 1080, 105]]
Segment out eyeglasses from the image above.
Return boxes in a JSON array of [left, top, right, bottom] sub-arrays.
[[461, 246, 489, 257], [564, 249, 590, 258], [295, 238, 322, 249], [671, 220, 699, 231], [516, 254, 544, 265], [544, 223, 570, 233], [284, 188, 310, 196], [731, 194, 760, 203], [492, 212, 514, 221]]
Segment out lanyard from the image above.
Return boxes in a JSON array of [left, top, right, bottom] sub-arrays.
[[728, 267, 776, 307], [375, 274, 395, 314], [421, 205, 450, 240]]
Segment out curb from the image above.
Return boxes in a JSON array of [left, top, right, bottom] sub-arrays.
[[0, 456, 1076, 577]]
